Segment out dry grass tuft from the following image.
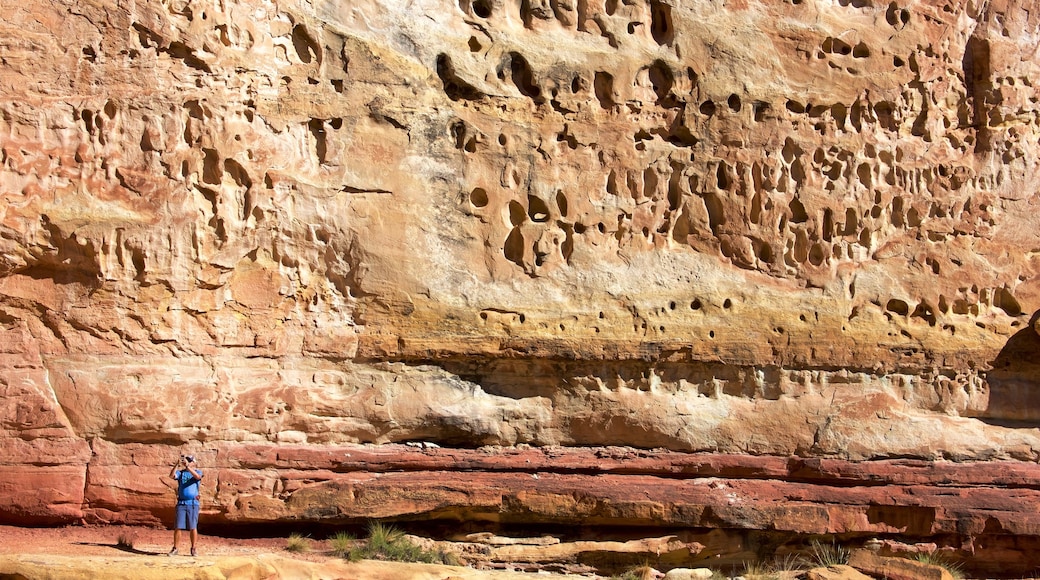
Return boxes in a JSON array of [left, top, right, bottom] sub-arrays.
[[285, 533, 311, 553], [115, 532, 136, 550]]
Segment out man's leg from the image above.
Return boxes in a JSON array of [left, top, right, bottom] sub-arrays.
[[171, 504, 185, 555], [188, 503, 200, 556]]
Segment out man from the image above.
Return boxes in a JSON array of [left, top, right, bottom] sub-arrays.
[[169, 454, 203, 556]]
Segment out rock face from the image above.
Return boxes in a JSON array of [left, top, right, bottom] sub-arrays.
[[1, 0, 1039, 574]]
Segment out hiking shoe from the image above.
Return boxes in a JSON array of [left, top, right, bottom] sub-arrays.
[[190, 548, 197, 557], [168, 548, 178, 556]]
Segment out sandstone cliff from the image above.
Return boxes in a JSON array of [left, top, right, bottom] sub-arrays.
[[1, 0, 1039, 574]]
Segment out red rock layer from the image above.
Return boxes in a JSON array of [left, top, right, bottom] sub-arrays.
[[7, 443, 1040, 575]]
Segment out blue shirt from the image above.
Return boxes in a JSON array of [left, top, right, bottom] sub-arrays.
[[175, 469, 203, 503]]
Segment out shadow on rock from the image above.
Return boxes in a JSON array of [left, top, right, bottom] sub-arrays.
[[980, 309, 1040, 427]]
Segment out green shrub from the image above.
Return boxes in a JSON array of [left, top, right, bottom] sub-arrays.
[[344, 521, 457, 565], [328, 531, 355, 557]]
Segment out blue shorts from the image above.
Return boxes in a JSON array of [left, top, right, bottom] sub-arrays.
[[175, 502, 200, 530]]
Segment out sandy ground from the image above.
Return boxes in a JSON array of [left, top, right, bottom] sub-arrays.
[[0, 525, 600, 579], [0, 524, 292, 559]]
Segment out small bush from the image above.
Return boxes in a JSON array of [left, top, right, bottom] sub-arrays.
[[345, 521, 456, 564], [742, 560, 780, 580], [367, 522, 406, 555], [913, 551, 965, 580], [808, 539, 850, 566], [285, 533, 311, 553], [611, 564, 657, 580], [328, 531, 355, 556], [115, 532, 135, 549], [743, 555, 807, 580]]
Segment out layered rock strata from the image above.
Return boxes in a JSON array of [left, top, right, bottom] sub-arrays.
[[1, 0, 1040, 575], [8, 442, 1040, 575]]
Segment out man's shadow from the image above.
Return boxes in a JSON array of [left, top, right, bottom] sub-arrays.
[[73, 542, 161, 556], [980, 309, 1040, 427]]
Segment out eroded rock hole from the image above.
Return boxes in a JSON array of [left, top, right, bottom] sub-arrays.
[[912, 303, 937, 326], [789, 198, 808, 223], [756, 240, 774, 264], [292, 25, 320, 64], [808, 242, 826, 266], [727, 94, 741, 111], [561, 225, 574, 263], [308, 119, 327, 164], [166, 41, 213, 72], [753, 102, 769, 122], [702, 192, 725, 235], [470, 188, 489, 207], [648, 60, 674, 106], [715, 163, 731, 190], [528, 195, 550, 222], [594, 72, 616, 108], [556, 191, 569, 217], [823, 37, 851, 55], [509, 52, 543, 103], [700, 100, 716, 116], [874, 101, 897, 131], [885, 3, 910, 27], [995, 287, 1021, 316], [508, 200, 526, 226], [436, 54, 484, 101], [886, 298, 909, 316], [202, 148, 222, 184], [472, 0, 492, 17], [649, 0, 674, 45], [963, 35, 991, 151], [504, 228, 526, 267], [450, 121, 468, 150]]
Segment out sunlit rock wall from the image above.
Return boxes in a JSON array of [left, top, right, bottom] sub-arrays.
[[1, 0, 1040, 554]]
